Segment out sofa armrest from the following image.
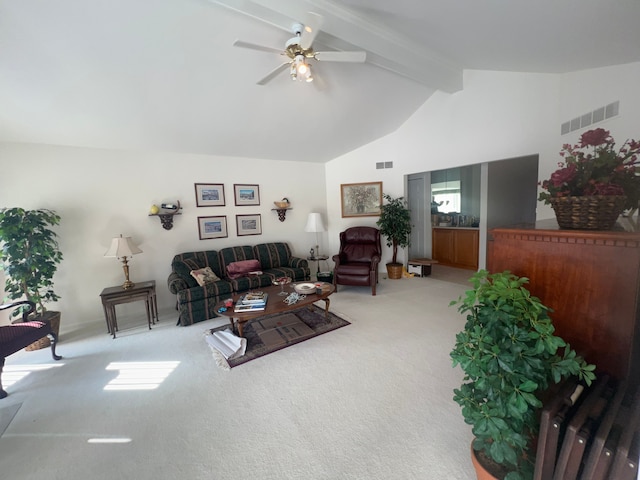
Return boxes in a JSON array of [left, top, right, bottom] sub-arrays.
[[332, 254, 342, 267], [370, 255, 381, 269], [168, 272, 190, 295], [288, 257, 309, 269]]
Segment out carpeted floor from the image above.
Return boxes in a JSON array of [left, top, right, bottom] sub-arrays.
[[0, 273, 476, 480], [0, 402, 21, 436]]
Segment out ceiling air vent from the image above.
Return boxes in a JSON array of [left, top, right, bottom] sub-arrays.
[[376, 162, 393, 169]]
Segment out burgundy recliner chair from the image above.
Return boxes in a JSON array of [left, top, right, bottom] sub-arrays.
[[332, 226, 382, 296]]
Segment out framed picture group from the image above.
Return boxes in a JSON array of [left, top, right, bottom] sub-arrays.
[[198, 215, 228, 240], [194, 183, 262, 239], [194, 183, 225, 207]]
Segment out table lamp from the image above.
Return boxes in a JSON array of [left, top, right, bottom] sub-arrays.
[[104, 234, 142, 289], [304, 212, 326, 256]]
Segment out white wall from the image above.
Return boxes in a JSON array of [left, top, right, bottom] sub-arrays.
[[2, 62, 638, 328], [325, 62, 640, 265], [0, 143, 327, 328]]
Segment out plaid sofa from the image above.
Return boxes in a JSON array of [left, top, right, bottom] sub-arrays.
[[167, 242, 309, 326]]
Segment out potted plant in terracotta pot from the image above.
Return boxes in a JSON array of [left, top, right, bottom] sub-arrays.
[[450, 270, 596, 480], [0, 208, 64, 350], [376, 193, 412, 279], [538, 128, 640, 229]]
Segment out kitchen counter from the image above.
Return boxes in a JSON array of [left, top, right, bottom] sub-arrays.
[[432, 227, 479, 270]]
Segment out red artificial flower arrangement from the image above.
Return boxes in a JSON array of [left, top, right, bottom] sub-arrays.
[[539, 128, 640, 211]]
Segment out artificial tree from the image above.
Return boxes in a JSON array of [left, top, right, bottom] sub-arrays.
[[450, 270, 596, 480], [375, 193, 411, 279], [0, 208, 63, 317]]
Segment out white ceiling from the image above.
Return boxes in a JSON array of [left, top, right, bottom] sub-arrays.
[[1, 0, 639, 163]]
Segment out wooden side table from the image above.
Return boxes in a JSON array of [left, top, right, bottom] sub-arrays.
[[99, 280, 158, 339], [407, 258, 438, 277], [307, 255, 329, 279]]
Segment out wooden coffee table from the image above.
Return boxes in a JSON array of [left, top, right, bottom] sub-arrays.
[[216, 282, 335, 337]]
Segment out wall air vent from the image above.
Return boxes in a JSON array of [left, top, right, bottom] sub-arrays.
[[561, 101, 619, 135], [376, 162, 393, 169]]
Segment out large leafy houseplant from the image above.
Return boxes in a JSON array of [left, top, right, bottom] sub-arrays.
[[0, 208, 63, 317], [450, 270, 596, 480], [376, 193, 412, 266]]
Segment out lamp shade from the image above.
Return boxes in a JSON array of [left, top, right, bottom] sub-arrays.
[[104, 234, 142, 259], [304, 213, 325, 233]]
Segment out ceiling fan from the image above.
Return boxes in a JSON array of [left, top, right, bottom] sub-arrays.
[[233, 12, 367, 85]]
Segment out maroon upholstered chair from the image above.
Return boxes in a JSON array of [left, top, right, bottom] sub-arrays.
[[0, 301, 62, 399], [332, 227, 382, 296]]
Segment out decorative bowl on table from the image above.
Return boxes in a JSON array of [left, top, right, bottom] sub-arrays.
[[273, 276, 292, 295], [294, 283, 316, 295], [273, 201, 289, 209]]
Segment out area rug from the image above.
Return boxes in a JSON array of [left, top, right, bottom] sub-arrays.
[[204, 304, 350, 369]]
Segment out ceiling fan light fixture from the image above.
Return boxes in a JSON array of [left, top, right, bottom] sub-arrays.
[[233, 12, 365, 85], [304, 65, 313, 82]]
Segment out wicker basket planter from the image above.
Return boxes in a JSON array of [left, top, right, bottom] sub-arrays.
[[386, 263, 403, 279], [25, 311, 61, 351], [550, 195, 626, 230]]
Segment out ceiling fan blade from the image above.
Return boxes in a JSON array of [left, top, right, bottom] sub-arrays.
[[233, 40, 283, 55], [257, 62, 290, 85], [299, 12, 323, 50], [314, 51, 367, 63]]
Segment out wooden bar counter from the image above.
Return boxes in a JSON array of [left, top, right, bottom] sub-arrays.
[[487, 218, 640, 383]]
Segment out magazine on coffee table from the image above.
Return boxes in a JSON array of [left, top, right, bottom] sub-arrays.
[[234, 293, 268, 312], [241, 292, 268, 304]]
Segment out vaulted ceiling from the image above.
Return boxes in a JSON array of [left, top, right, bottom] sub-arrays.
[[1, 0, 639, 162]]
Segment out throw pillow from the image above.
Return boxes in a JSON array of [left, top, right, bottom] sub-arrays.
[[190, 267, 221, 286], [226, 259, 262, 279]]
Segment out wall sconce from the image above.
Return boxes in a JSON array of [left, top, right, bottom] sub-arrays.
[[149, 200, 181, 230], [272, 197, 291, 222]]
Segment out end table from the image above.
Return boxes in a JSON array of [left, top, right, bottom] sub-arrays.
[[307, 255, 329, 279], [99, 280, 158, 339]]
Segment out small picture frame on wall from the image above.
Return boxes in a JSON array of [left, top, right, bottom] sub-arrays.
[[198, 216, 228, 240], [195, 183, 225, 207], [340, 181, 383, 217], [236, 214, 262, 236], [234, 184, 260, 206]]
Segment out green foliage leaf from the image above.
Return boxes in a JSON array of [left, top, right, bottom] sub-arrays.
[[449, 269, 598, 476], [0, 208, 63, 315], [375, 193, 411, 264]]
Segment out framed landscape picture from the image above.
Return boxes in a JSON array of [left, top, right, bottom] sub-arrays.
[[234, 184, 260, 206], [198, 216, 228, 240], [236, 214, 261, 236], [194, 183, 225, 207], [340, 181, 383, 217]]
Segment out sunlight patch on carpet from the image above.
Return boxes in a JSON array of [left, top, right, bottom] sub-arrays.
[[2, 363, 64, 389], [104, 361, 179, 391]]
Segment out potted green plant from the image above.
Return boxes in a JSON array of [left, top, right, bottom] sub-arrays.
[[376, 194, 412, 279], [0, 208, 63, 349], [450, 270, 596, 480]]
